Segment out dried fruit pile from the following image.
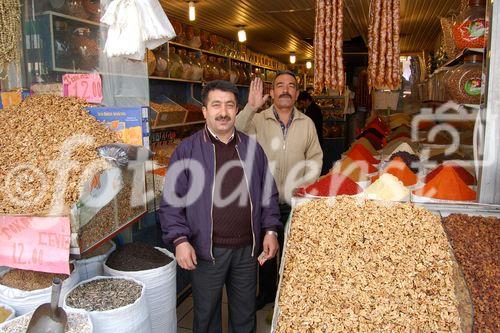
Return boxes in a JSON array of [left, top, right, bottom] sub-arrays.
[[277, 197, 462, 332], [442, 214, 499, 333], [0, 95, 119, 217]]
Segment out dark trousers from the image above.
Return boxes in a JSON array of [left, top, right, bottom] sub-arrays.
[[191, 246, 257, 333], [257, 203, 291, 301]]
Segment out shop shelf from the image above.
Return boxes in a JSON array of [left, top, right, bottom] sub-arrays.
[[151, 120, 205, 131]]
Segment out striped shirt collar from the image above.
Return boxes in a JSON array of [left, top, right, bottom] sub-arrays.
[[273, 107, 294, 134]]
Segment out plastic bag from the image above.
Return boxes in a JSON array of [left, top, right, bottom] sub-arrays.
[[101, 0, 176, 60], [97, 143, 154, 167], [63, 276, 151, 333], [103, 248, 176, 333], [0, 267, 80, 315], [75, 241, 116, 281]]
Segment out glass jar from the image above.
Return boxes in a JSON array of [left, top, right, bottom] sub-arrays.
[[67, 0, 89, 19], [242, 66, 251, 85], [54, 20, 72, 68], [209, 57, 220, 80], [217, 58, 230, 81], [154, 46, 168, 77], [201, 55, 214, 81], [83, 0, 101, 22], [178, 49, 193, 80], [189, 52, 203, 81], [445, 55, 483, 104], [186, 26, 202, 49], [453, 0, 487, 49], [147, 49, 156, 76], [229, 65, 239, 84], [72, 27, 98, 70], [168, 47, 183, 79]]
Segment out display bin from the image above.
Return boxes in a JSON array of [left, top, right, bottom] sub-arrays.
[[372, 90, 400, 110], [150, 96, 188, 129], [269, 197, 496, 333]]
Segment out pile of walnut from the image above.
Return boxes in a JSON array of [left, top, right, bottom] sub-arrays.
[[0, 95, 119, 217], [277, 197, 462, 332]]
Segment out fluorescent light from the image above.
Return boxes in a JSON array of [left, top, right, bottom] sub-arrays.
[[189, 1, 196, 21], [238, 28, 246, 42], [306, 61, 312, 69], [290, 52, 296, 64]]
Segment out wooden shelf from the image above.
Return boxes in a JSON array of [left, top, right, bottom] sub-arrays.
[[42, 10, 102, 27], [151, 120, 205, 131], [149, 76, 203, 84]]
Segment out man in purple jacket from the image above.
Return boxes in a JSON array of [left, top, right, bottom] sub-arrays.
[[159, 80, 282, 333]]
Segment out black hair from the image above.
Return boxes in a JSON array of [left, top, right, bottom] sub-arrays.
[[297, 91, 313, 102], [201, 80, 239, 106], [273, 70, 297, 88]]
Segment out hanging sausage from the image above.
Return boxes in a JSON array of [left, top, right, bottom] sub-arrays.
[[314, 0, 345, 94], [368, 0, 401, 90]]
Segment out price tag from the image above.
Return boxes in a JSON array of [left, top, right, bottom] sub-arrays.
[[0, 216, 71, 275], [63, 73, 103, 104]]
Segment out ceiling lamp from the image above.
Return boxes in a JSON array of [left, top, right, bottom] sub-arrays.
[[306, 61, 312, 69], [237, 26, 247, 43], [188, 1, 196, 21], [290, 52, 296, 64]]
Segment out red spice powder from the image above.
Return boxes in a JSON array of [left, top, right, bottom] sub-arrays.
[[424, 163, 476, 185], [306, 173, 363, 197], [347, 144, 380, 164], [346, 150, 378, 173], [413, 167, 476, 201], [383, 157, 417, 186]]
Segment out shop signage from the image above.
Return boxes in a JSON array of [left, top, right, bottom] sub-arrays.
[[0, 216, 71, 274], [63, 73, 103, 103]]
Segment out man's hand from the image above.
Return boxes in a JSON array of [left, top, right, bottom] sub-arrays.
[[261, 233, 279, 264], [247, 77, 270, 110], [175, 242, 197, 270]]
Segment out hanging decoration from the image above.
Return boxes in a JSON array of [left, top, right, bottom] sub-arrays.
[[101, 0, 176, 61], [368, 0, 401, 90], [0, 0, 21, 69], [313, 0, 344, 94]]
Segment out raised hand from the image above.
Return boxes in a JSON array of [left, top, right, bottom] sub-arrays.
[[247, 77, 270, 110]]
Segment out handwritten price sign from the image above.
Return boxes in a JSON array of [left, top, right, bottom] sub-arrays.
[[0, 216, 71, 275], [63, 73, 103, 104]]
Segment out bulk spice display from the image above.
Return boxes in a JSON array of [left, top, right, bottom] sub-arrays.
[[0, 269, 69, 291], [346, 144, 380, 164], [424, 163, 476, 185], [65, 278, 142, 311], [442, 214, 499, 332], [0, 0, 21, 68], [1, 312, 92, 333], [0, 95, 119, 216], [304, 173, 363, 197], [367, 0, 401, 90], [388, 151, 420, 174], [375, 157, 417, 187], [276, 197, 463, 332], [313, 0, 345, 93], [331, 157, 370, 182], [106, 243, 172, 271], [413, 167, 476, 201], [0, 306, 12, 324], [364, 173, 409, 201]]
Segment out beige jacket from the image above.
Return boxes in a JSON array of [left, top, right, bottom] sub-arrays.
[[236, 105, 323, 204]]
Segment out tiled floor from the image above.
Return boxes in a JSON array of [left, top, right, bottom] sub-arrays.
[[176, 288, 274, 333]]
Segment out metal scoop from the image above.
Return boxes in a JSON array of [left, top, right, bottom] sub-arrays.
[[26, 278, 67, 333]]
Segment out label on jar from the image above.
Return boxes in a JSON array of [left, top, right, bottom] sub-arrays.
[[464, 78, 482, 96]]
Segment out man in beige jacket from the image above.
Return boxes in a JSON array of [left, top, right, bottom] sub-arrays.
[[236, 70, 323, 310]]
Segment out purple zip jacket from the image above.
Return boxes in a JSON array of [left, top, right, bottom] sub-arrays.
[[159, 128, 282, 262]]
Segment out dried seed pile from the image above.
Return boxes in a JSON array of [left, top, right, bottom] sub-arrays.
[[66, 278, 142, 311], [277, 197, 462, 332], [0, 311, 91, 333], [0, 95, 119, 217], [106, 243, 172, 271], [442, 214, 499, 332], [0, 269, 69, 291]]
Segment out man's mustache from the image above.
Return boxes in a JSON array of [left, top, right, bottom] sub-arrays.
[[279, 93, 292, 99], [215, 115, 232, 121]]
